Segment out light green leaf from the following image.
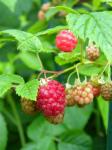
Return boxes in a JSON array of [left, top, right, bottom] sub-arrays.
[[78, 63, 103, 76], [19, 52, 42, 71], [55, 50, 80, 65], [0, 0, 32, 15], [46, 6, 78, 20], [59, 132, 92, 150], [21, 137, 56, 150], [0, 113, 8, 150], [27, 115, 66, 142], [63, 104, 93, 130], [16, 79, 39, 101], [0, 0, 33, 27], [37, 26, 67, 36], [0, 74, 24, 84], [27, 116, 66, 141], [0, 82, 12, 97], [67, 12, 112, 62], [2, 29, 42, 52], [0, 74, 24, 97], [97, 96, 109, 131]]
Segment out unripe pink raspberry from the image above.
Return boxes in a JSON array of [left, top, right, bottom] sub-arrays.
[[86, 43, 100, 61], [41, 2, 51, 12], [56, 30, 78, 52], [36, 79, 66, 117], [74, 82, 94, 106], [37, 10, 45, 20]]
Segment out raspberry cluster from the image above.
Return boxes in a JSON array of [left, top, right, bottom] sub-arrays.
[[20, 78, 103, 124], [66, 82, 101, 107]]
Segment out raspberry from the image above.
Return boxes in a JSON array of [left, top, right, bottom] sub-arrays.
[[92, 86, 101, 97], [101, 82, 112, 100], [41, 2, 51, 12], [86, 43, 100, 61], [21, 98, 37, 115], [88, 82, 101, 97], [56, 30, 78, 52], [36, 79, 66, 117], [66, 86, 76, 106], [37, 10, 45, 20], [73, 82, 94, 105], [46, 112, 64, 124]]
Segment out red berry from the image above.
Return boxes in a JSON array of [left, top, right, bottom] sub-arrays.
[[36, 79, 66, 117], [56, 30, 78, 52], [87, 82, 101, 97], [92, 86, 101, 97]]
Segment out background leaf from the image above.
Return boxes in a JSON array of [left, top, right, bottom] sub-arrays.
[[58, 132, 92, 150], [63, 104, 93, 130], [97, 96, 109, 131], [0, 74, 24, 97], [19, 52, 42, 71], [27, 116, 66, 142], [2, 30, 42, 52], [0, 113, 8, 150]]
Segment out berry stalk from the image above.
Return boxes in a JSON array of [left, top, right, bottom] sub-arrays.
[[7, 92, 26, 146]]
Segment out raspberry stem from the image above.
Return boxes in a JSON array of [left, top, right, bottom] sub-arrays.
[[98, 62, 110, 79], [48, 65, 76, 79], [80, 39, 84, 63], [67, 70, 76, 84], [7, 92, 26, 146]]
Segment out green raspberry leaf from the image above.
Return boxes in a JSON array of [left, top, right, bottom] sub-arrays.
[[16, 79, 39, 101], [97, 96, 109, 131], [0, 113, 8, 150], [0, 74, 24, 97], [19, 52, 42, 71], [67, 12, 112, 62], [78, 63, 103, 76], [58, 131, 92, 150], [2, 29, 42, 53], [55, 50, 80, 65]]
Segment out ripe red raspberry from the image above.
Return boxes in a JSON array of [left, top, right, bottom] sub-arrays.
[[21, 98, 37, 115], [73, 82, 94, 105], [66, 86, 76, 106], [36, 79, 66, 117], [56, 30, 78, 52], [86, 43, 100, 61], [101, 82, 112, 100], [46, 112, 64, 124]]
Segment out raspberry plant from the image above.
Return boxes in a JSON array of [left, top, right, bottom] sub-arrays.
[[0, 0, 111, 150]]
